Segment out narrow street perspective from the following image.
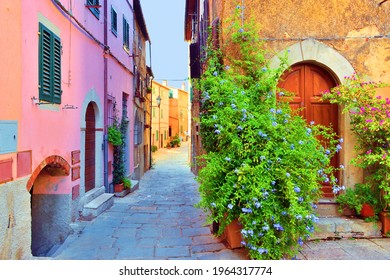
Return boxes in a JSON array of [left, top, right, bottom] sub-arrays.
[[52, 143, 248, 260]]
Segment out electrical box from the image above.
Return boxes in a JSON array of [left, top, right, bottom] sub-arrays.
[[0, 121, 18, 154]]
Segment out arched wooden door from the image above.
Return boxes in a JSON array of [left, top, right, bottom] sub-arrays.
[[85, 103, 96, 193], [278, 63, 339, 198]]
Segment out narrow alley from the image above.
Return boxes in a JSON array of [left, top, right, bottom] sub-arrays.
[[52, 142, 248, 260]]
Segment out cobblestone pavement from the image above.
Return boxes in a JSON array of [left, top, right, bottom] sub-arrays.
[[52, 142, 248, 260], [52, 141, 390, 260]]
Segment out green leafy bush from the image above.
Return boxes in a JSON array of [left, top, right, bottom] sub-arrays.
[[195, 7, 341, 260]]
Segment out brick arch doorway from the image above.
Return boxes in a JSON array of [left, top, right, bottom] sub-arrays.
[[278, 62, 339, 198], [28, 155, 71, 257], [85, 102, 96, 193]]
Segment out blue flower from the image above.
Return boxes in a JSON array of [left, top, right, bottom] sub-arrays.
[[339, 138, 344, 143], [298, 237, 304, 246], [213, 71, 218, 76], [255, 202, 261, 208], [311, 203, 318, 209], [325, 149, 331, 155], [306, 128, 312, 135], [218, 102, 224, 106], [286, 172, 291, 178], [294, 186, 301, 193], [236, 5, 241, 9], [290, 144, 295, 150], [281, 211, 288, 216], [276, 109, 283, 114], [262, 191, 269, 198], [210, 202, 216, 207], [237, 126, 243, 131], [225, 65, 230, 70], [273, 223, 284, 231], [258, 248, 268, 254], [279, 92, 285, 96], [260, 155, 266, 161], [299, 140, 304, 145], [271, 181, 276, 186], [241, 108, 247, 113], [298, 197, 304, 202], [336, 144, 342, 152], [340, 164, 345, 169], [258, 131, 268, 138], [262, 225, 269, 231], [214, 129, 221, 134], [242, 207, 253, 213], [272, 121, 278, 126], [225, 157, 231, 162], [295, 214, 302, 220], [231, 103, 237, 110], [310, 121, 315, 125], [270, 108, 276, 113], [239, 28, 244, 33], [228, 204, 233, 210]]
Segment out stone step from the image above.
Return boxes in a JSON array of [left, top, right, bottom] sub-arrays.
[[312, 217, 382, 240], [82, 193, 114, 218], [83, 186, 105, 205]]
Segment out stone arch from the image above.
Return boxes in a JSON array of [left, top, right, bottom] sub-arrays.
[[270, 39, 355, 83], [26, 155, 70, 192]]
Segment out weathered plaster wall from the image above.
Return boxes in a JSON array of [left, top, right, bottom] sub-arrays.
[[0, 178, 32, 260]]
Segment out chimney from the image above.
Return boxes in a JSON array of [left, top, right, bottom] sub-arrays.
[[181, 82, 186, 91], [163, 80, 168, 87]]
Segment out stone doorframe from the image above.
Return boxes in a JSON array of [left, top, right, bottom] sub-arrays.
[[270, 39, 360, 190], [80, 89, 104, 195]]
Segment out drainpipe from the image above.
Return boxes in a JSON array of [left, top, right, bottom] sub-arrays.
[[149, 43, 153, 169], [103, 0, 109, 193]]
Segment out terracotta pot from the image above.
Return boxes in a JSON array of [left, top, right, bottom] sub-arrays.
[[360, 203, 375, 219], [222, 219, 243, 249], [114, 183, 124, 192], [380, 211, 390, 236]]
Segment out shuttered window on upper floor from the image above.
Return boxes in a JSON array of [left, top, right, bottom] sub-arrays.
[[123, 16, 130, 52], [38, 23, 62, 104], [111, 6, 117, 36], [86, 0, 100, 19]]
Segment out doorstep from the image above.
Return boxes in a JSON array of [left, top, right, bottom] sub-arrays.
[[312, 216, 382, 240]]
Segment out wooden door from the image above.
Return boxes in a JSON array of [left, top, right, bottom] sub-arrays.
[[85, 103, 96, 193], [278, 63, 339, 198]]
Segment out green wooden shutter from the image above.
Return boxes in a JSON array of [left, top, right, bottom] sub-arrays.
[[39, 23, 62, 104]]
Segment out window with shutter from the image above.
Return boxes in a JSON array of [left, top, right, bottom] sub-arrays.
[[39, 23, 62, 104], [123, 17, 130, 51], [111, 6, 117, 36], [86, 0, 100, 19]]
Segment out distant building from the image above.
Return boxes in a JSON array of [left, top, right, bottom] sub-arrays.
[[168, 84, 190, 143], [151, 81, 170, 149]]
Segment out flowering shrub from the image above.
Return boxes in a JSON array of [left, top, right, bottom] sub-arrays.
[[322, 74, 390, 208], [195, 8, 341, 260]]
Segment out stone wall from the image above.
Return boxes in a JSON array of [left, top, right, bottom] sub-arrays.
[[0, 178, 32, 259]]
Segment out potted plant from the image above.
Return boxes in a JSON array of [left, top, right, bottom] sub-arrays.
[[195, 8, 342, 260], [335, 183, 378, 219], [122, 177, 132, 189], [146, 87, 152, 94], [170, 134, 181, 148]]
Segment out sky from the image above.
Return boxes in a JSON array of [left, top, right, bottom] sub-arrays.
[[140, 0, 189, 90]]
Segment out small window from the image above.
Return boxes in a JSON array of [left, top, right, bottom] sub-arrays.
[[86, 0, 100, 19], [111, 6, 117, 36], [123, 16, 130, 51], [38, 23, 62, 104]]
